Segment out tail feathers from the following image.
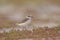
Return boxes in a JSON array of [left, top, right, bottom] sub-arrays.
[[16, 23, 25, 26]]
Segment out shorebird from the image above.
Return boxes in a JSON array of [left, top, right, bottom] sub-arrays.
[[16, 15, 32, 29]]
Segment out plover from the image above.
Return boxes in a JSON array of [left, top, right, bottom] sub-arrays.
[[16, 15, 32, 29]]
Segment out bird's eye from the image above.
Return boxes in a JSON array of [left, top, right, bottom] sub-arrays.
[[28, 16, 30, 17]]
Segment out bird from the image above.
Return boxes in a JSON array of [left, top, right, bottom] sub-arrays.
[[16, 15, 32, 29]]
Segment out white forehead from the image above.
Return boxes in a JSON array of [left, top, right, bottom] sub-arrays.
[[26, 15, 32, 18]]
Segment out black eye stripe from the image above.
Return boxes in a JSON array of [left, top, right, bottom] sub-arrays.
[[28, 16, 30, 17]]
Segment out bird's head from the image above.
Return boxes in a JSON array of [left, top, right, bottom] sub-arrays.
[[26, 15, 33, 18]]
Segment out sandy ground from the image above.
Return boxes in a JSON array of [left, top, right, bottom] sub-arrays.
[[0, 0, 60, 40]]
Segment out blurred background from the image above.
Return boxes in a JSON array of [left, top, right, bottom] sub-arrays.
[[0, 0, 60, 28]]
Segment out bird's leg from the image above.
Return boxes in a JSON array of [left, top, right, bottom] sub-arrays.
[[23, 26, 25, 30], [22, 26, 26, 30]]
